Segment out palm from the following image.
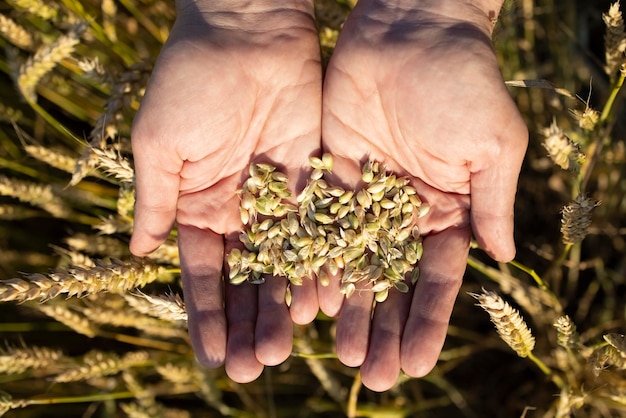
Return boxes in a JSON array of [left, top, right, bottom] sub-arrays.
[[321, 4, 527, 391], [131, 11, 321, 382]]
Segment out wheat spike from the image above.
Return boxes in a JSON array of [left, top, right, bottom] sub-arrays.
[[9, 0, 60, 21], [470, 289, 536, 358], [92, 147, 135, 184], [24, 144, 77, 173], [542, 119, 584, 172], [54, 350, 149, 383], [554, 315, 579, 348], [72, 62, 150, 186], [17, 24, 84, 102], [64, 233, 129, 258], [123, 292, 188, 322], [81, 305, 187, 340], [0, 344, 65, 374], [0, 175, 70, 217], [561, 194, 598, 245], [0, 204, 40, 220], [35, 302, 98, 338], [603, 2, 626, 78], [0, 258, 162, 303], [0, 14, 34, 49]]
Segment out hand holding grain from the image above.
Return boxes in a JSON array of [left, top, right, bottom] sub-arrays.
[[130, 0, 321, 383], [320, 0, 528, 391]]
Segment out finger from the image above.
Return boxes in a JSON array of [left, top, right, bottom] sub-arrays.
[[178, 225, 226, 367], [470, 117, 528, 262], [360, 283, 412, 392], [129, 137, 181, 256], [400, 227, 471, 377], [255, 277, 293, 366], [317, 266, 344, 317], [289, 277, 319, 325], [225, 280, 264, 383], [335, 289, 374, 367]]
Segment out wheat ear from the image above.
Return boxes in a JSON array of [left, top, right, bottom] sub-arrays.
[[0, 258, 161, 303], [470, 288, 536, 358]]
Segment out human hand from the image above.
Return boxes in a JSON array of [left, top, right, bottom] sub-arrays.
[[320, 0, 528, 391], [130, 0, 321, 383]]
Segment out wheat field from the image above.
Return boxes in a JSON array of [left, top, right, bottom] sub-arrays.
[[0, 0, 625, 417]]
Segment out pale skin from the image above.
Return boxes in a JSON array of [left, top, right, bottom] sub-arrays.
[[130, 0, 528, 392]]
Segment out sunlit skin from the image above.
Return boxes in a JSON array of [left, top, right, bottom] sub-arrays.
[[130, 0, 322, 383], [130, 0, 527, 392], [320, 0, 527, 391]]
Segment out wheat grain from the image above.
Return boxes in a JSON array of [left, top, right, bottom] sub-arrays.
[[470, 289, 536, 358], [0, 14, 34, 49], [228, 154, 425, 302]]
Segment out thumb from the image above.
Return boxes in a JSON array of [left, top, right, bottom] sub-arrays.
[[470, 121, 528, 262], [130, 139, 181, 256]]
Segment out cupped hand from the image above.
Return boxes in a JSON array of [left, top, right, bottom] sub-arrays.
[[320, 0, 528, 391], [130, 0, 321, 383]]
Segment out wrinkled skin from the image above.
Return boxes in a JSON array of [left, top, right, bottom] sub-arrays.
[[130, 2, 322, 383], [319, 1, 528, 391]]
